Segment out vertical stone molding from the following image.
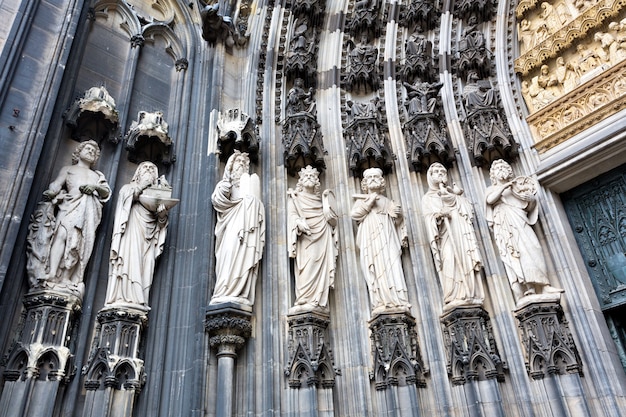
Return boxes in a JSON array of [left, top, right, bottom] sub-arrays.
[[205, 304, 253, 417], [440, 306, 505, 385], [369, 311, 427, 390], [514, 302, 583, 379], [0, 291, 81, 417], [285, 310, 338, 388], [81, 306, 148, 417]]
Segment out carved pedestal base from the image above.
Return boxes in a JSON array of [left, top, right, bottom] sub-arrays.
[[515, 301, 582, 379], [205, 303, 252, 417], [369, 311, 427, 390], [440, 306, 506, 385], [285, 310, 338, 388], [81, 305, 149, 417], [0, 290, 81, 417]]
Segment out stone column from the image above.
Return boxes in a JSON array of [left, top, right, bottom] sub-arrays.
[[81, 306, 148, 417], [0, 291, 81, 417], [205, 303, 253, 417]]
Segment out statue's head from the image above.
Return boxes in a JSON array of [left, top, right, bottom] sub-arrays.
[[72, 140, 100, 167], [296, 165, 321, 195], [427, 162, 448, 189], [489, 159, 513, 184], [361, 167, 385, 193], [227, 150, 250, 181], [132, 161, 159, 187]]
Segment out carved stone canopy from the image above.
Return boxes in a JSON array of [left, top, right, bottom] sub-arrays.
[[217, 108, 259, 163], [404, 115, 455, 172], [399, 0, 439, 32], [347, 0, 382, 38], [454, 0, 496, 24], [287, 0, 326, 22], [125, 111, 175, 165], [283, 112, 326, 176], [64, 86, 119, 144]]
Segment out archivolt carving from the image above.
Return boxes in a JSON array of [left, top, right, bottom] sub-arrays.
[[515, 0, 626, 75]]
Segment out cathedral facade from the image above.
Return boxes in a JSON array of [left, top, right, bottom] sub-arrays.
[[0, 0, 625, 416]]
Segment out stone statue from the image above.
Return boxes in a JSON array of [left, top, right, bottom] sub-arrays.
[[105, 162, 177, 307], [404, 80, 442, 116], [210, 151, 265, 306], [351, 168, 410, 315], [422, 163, 484, 310], [485, 160, 563, 305], [347, 35, 379, 91], [286, 78, 315, 116], [287, 166, 338, 312], [26, 140, 110, 296]]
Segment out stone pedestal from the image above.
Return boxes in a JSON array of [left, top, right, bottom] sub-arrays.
[[0, 290, 81, 417], [514, 301, 582, 379], [81, 305, 148, 417], [205, 303, 252, 417], [440, 306, 505, 385], [285, 310, 338, 388], [369, 310, 427, 390]]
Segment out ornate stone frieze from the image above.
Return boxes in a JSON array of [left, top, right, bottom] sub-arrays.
[[344, 98, 394, 176], [285, 311, 339, 388], [2, 291, 81, 383], [125, 111, 175, 165], [82, 307, 148, 391], [514, 0, 626, 76], [440, 307, 505, 385], [369, 311, 427, 390], [528, 59, 626, 151], [217, 108, 259, 162], [515, 302, 583, 379], [64, 86, 119, 143], [399, 0, 438, 32]]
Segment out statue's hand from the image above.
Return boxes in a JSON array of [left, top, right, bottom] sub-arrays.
[[79, 184, 95, 195], [296, 218, 311, 235]]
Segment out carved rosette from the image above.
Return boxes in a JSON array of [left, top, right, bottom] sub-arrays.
[[217, 108, 259, 163], [369, 311, 427, 390], [125, 111, 175, 165], [205, 305, 253, 358], [515, 302, 583, 379], [3, 291, 81, 383], [440, 307, 506, 385], [82, 306, 148, 391], [285, 311, 339, 388], [64, 86, 119, 144]]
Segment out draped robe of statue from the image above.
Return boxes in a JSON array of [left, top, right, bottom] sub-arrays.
[[351, 193, 409, 313], [106, 182, 169, 306], [288, 189, 337, 310], [211, 173, 265, 306], [485, 183, 550, 290], [422, 172, 483, 309]]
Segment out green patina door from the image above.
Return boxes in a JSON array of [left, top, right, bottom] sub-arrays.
[[562, 164, 626, 369]]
